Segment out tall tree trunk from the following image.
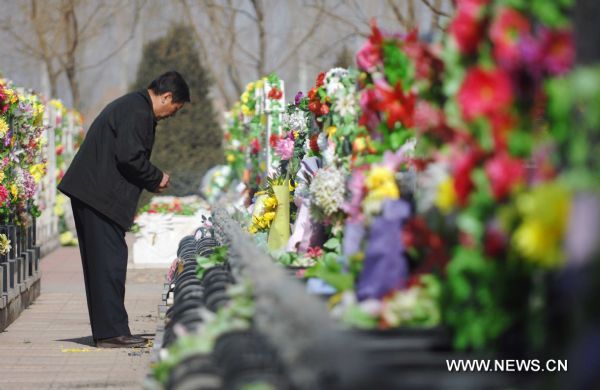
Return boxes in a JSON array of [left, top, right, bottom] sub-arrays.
[[251, 0, 267, 77]]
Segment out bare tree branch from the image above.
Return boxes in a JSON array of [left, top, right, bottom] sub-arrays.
[[421, 0, 451, 18]]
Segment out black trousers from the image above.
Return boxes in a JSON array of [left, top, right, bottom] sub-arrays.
[[71, 197, 131, 340]]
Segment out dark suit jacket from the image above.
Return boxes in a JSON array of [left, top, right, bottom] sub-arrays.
[[58, 90, 163, 230]]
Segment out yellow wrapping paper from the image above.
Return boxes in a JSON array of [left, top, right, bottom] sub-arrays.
[[267, 185, 290, 250]]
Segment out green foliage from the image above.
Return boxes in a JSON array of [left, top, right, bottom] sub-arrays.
[[196, 245, 228, 279], [131, 24, 223, 209], [382, 42, 414, 88]]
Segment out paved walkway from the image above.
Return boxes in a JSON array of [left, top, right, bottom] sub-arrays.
[[0, 246, 165, 389]]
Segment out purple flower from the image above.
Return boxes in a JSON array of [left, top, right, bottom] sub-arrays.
[[342, 221, 365, 266], [357, 200, 411, 300], [294, 91, 304, 105], [4, 129, 11, 147]]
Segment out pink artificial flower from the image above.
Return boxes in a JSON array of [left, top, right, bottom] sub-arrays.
[[343, 167, 368, 222], [275, 138, 295, 161], [449, 0, 489, 55], [453, 148, 480, 205], [541, 29, 574, 76], [306, 246, 323, 259], [484, 151, 525, 200], [457, 66, 513, 122], [490, 7, 531, 67], [356, 21, 383, 72], [0, 185, 9, 206]]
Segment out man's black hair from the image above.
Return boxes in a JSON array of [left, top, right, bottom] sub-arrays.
[[147, 71, 191, 103]]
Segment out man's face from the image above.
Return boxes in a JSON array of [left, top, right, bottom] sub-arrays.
[[156, 92, 184, 120]]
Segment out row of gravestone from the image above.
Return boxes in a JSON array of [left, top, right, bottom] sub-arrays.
[[151, 227, 289, 390], [0, 218, 41, 312]]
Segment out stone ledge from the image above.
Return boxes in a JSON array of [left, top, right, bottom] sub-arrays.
[[0, 272, 41, 332]]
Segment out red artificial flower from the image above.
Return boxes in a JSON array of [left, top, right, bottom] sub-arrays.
[[484, 151, 525, 200], [319, 104, 330, 116], [306, 246, 323, 259], [268, 87, 283, 100], [250, 138, 261, 155], [453, 148, 480, 205], [403, 30, 444, 82], [489, 7, 530, 67], [490, 112, 515, 150], [356, 20, 383, 72], [309, 134, 320, 153], [374, 80, 416, 129], [449, 1, 486, 55], [307, 87, 318, 101], [484, 224, 507, 258], [359, 88, 380, 132], [412, 101, 454, 143], [269, 133, 280, 148], [308, 101, 321, 114], [541, 29, 574, 76], [457, 66, 513, 122], [315, 72, 326, 88]]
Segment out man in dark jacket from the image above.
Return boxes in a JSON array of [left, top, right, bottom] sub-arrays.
[[58, 71, 189, 348]]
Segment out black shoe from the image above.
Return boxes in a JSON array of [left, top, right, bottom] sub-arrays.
[[96, 335, 148, 348]]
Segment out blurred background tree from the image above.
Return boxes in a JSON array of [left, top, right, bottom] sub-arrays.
[[131, 24, 223, 208]]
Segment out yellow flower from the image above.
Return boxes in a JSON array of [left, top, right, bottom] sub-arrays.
[[29, 163, 46, 183], [241, 105, 253, 117], [245, 82, 255, 92], [226, 154, 235, 163], [435, 177, 457, 213], [255, 79, 265, 89], [293, 131, 299, 139], [6, 88, 17, 104], [365, 166, 399, 199], [0, 117, 8, 137], [263, 211, 276, 222], [248, 226, 258, 234], [512, 183, 571, 267], [370, 181, 400, 200], [326, 126, 337, 138], [241, 91, 250, 104], [10, 184, 18, 198], [54, 204, 65, 217], [264, 196, 278, 210], [0, 170, 4, 182]]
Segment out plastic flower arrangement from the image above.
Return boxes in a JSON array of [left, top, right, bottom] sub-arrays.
[[0, 79, 47, 224], [355, 22, 445, 161], [435, 0, 576, 350], [0, 232, 11, 255]]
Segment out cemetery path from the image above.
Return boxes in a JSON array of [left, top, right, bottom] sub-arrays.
[[0, 246, 164, 389]]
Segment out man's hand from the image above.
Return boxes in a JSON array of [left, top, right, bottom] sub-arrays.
[[157, 172, 170, 193]]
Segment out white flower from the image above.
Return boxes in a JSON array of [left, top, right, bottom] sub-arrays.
[[283, 109, 308, 133], [333, 92, 357, 118], [309, 166, 346, 216]]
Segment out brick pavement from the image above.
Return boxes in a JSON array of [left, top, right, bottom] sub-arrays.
[[0, 246, 165, 389]]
